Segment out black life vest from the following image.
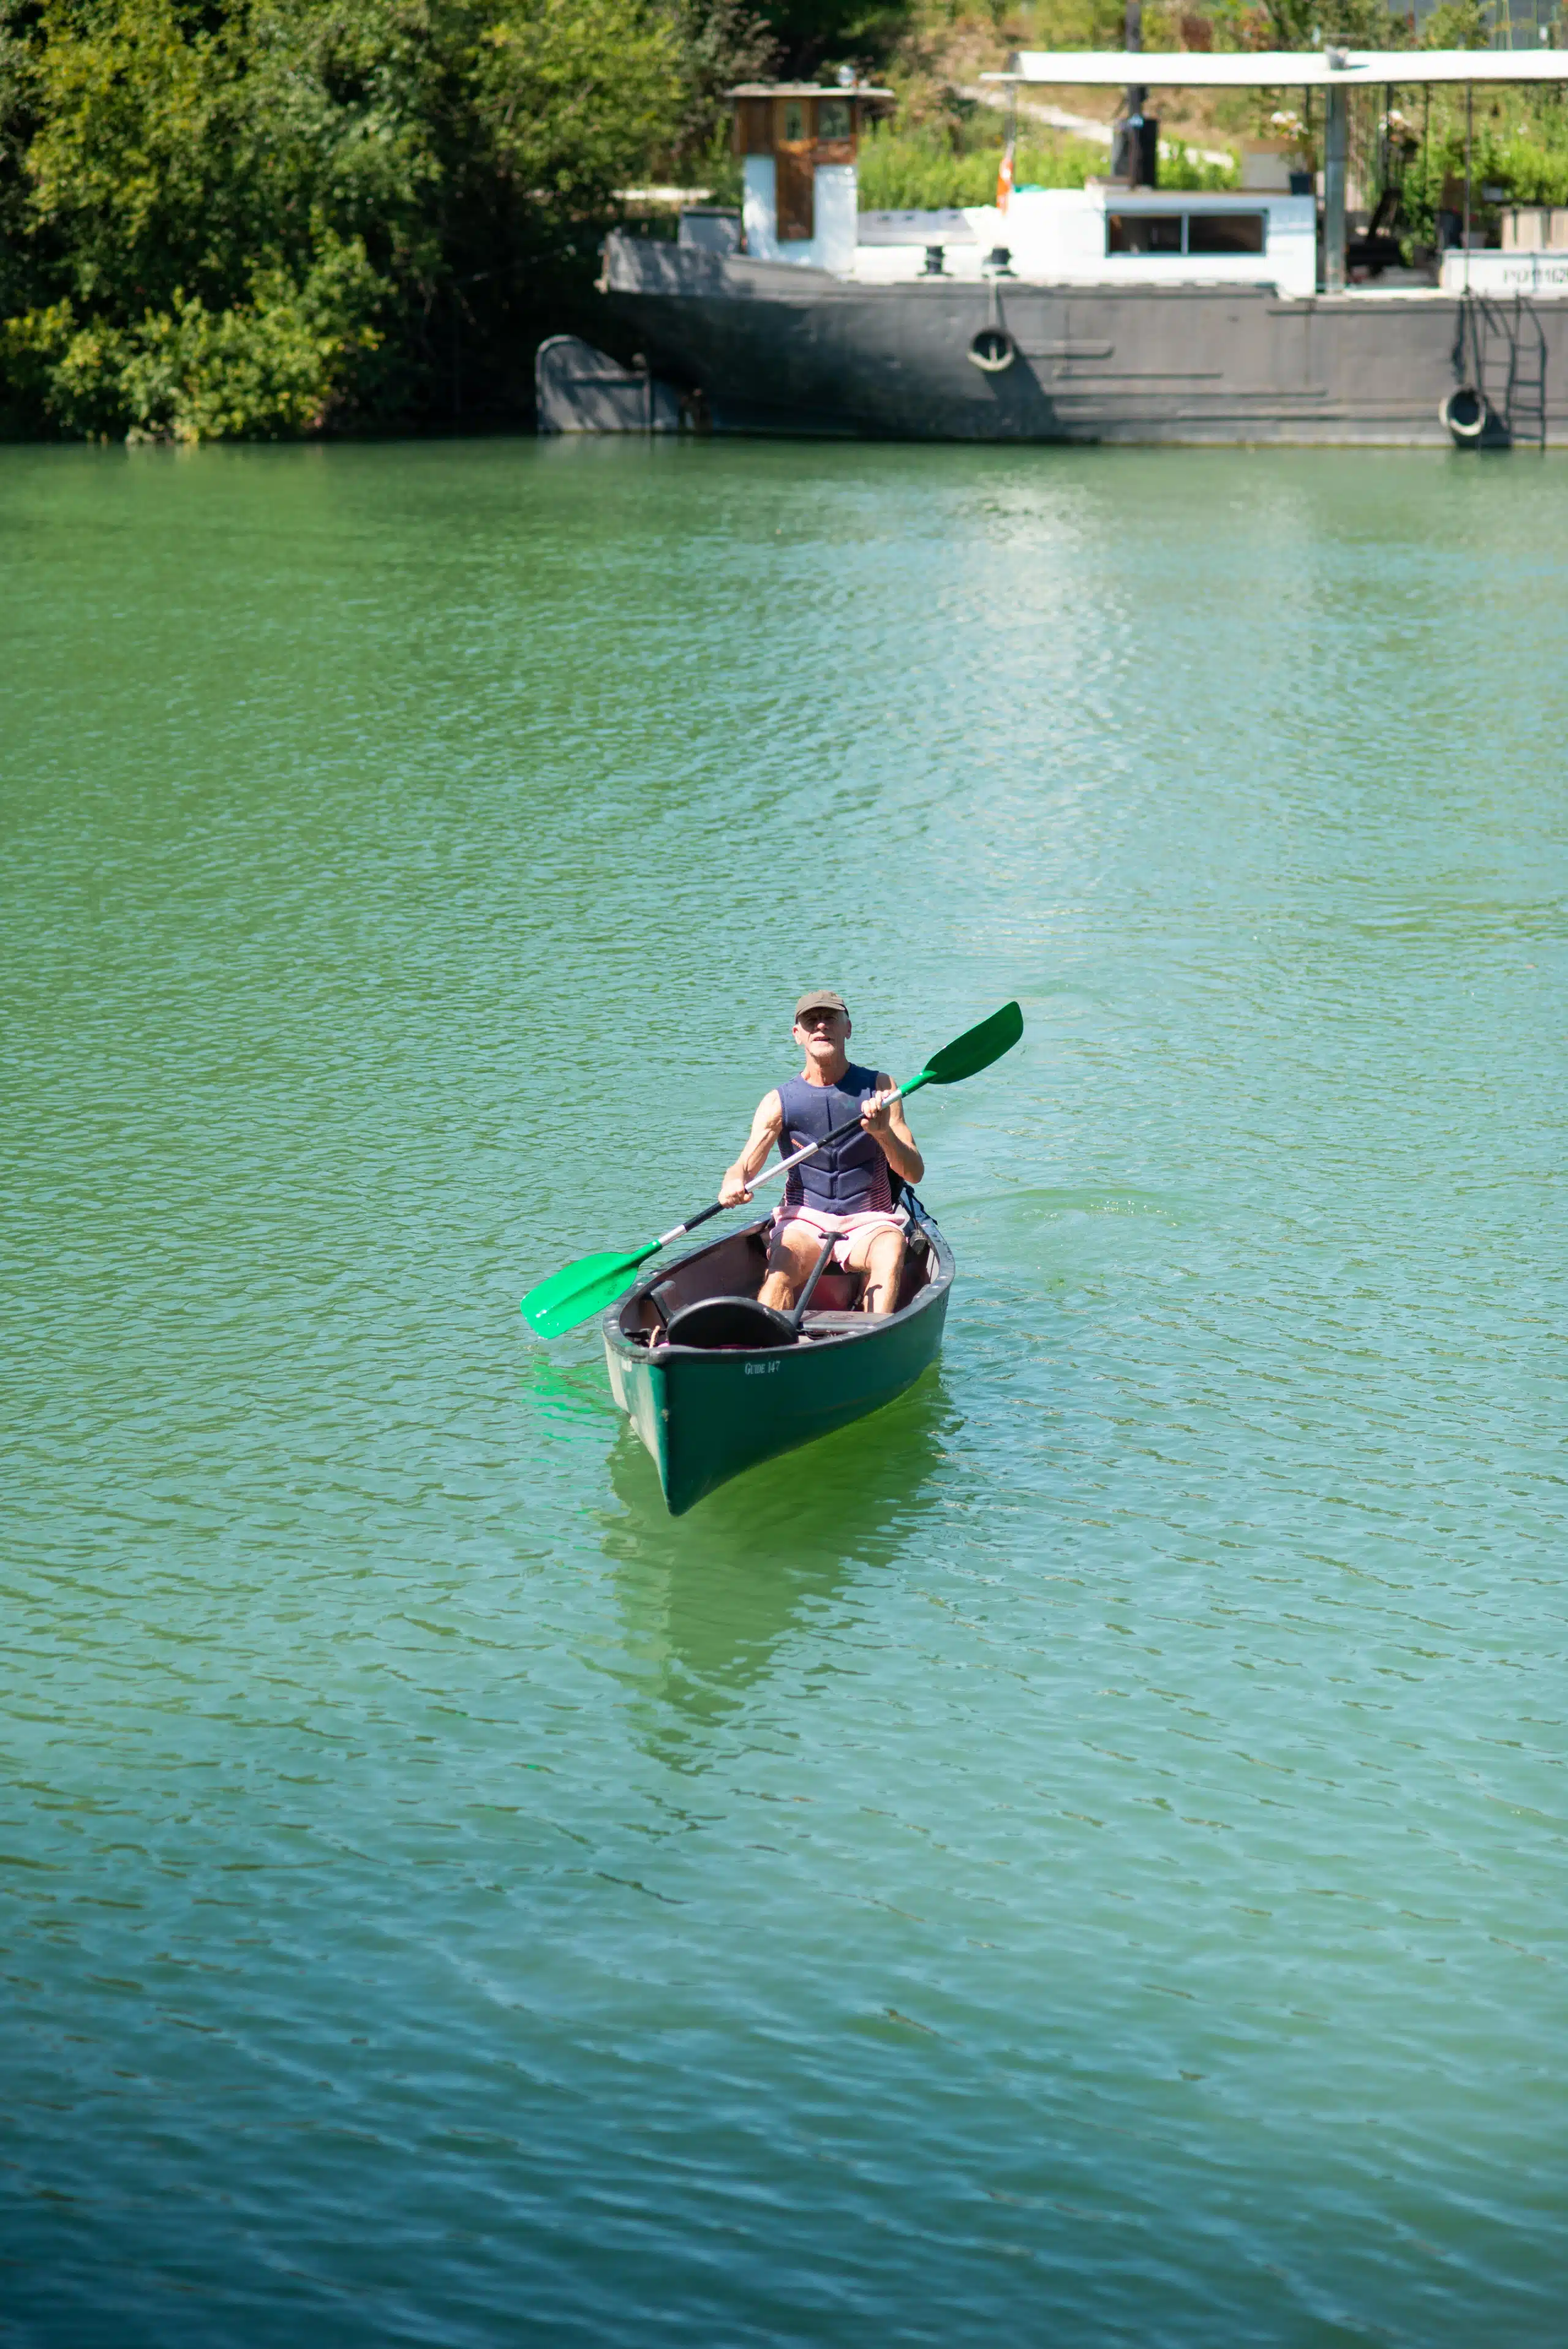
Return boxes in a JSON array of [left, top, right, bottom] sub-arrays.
[[777, 1062, 894, 1216]]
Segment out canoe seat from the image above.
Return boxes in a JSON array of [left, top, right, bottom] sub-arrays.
[[799, 1311, 872, 1336], [807, 1267, 863, 1313], [665, 1294, 798, 1351]]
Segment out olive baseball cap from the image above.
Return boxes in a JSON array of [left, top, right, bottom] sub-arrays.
[[795, 989, 848, 1020]]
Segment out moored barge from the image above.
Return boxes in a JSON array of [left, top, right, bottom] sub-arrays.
[[554, 46, 1568, 448]]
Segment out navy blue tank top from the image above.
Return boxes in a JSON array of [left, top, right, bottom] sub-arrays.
[[778, 1061, 893, 1216]]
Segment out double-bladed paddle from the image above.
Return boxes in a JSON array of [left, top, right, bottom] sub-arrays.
[[519, 999, 1023, 1339]]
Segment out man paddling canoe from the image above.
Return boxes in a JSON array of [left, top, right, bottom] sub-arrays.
[[718, 990, 925, 1318]]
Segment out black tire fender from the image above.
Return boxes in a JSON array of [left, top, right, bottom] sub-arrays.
[[968, 326, 1016, 374], [1441, 384, 1489, 443]]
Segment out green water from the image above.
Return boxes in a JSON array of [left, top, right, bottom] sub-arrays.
[[3, 440, 1564, 2347]]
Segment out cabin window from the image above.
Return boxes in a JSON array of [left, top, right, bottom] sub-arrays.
[[1107, 213, 1183, 254], [818, 97, 851, 142], [1188, 211, 1266, 254], [782, 100, 808, 143], [1106, 210, 1267, 257]]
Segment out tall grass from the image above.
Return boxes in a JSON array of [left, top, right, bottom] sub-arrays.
[[856, 126, 1237, 209], [1156, 147, 1242, 192], [858, 129, 1105, 207]]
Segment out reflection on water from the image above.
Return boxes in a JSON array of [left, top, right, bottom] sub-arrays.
[[521, 1351, 622, 1427], [600, 1371, 959, 1755]]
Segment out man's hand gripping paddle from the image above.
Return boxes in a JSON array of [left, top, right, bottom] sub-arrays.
[[519, 1000, 1023, 1340]]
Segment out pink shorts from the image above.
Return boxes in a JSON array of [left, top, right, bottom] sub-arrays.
[[771, 1203, 907, 1268]]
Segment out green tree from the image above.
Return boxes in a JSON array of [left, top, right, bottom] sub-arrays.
[[0, 0, 684, 437], [0, 2, 39, 333], [750, 0, 904, 76], [666, 0, 775, 187]]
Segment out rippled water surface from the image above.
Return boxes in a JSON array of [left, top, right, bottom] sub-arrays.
[[4, 440, 1564, 2347]]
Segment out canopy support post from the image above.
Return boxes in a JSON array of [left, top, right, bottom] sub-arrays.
[[1121, 1, 1147, 187], [1463, 81, 1474, 292], [1324, 80, 1348, 293]]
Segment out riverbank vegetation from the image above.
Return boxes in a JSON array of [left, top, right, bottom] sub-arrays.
[[855, 114, 1238, 206], [1, 0, 1566, 438]]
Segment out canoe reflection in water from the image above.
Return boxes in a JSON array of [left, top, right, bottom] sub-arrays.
[[599, 1376, 959, 1752]]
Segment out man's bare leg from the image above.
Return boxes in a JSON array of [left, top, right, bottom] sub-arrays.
[[759, 1221, 820, 1312], [856, 1227, 907, 1317]]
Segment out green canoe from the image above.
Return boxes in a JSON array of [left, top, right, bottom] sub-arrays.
[[602, 1193, 955, 1516]]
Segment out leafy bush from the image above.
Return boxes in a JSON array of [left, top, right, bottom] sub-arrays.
[[4, 233, 385, 440]]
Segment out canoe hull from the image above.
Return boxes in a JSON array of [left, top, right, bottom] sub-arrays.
[[603, 1210, 953, 1515]]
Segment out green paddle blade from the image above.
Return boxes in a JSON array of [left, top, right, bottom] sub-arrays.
[[521, 1242, 658, 1339], [910, 999, 1023, 1093]]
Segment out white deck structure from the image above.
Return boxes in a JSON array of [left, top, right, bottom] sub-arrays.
[[853, 187, 1317, 298]]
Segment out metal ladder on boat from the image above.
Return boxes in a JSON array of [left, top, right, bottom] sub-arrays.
[[1458, 293, 1548, 448]]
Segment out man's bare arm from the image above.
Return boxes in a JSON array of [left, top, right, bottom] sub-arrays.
[[720, 1091, 784, 1205], [862, 1074, 924, 1185]]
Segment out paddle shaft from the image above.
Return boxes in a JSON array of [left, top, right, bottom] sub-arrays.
[[652, 1076, 925, 1248]]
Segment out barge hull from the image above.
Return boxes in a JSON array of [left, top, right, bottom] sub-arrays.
[[601, 239, 1567, 447]]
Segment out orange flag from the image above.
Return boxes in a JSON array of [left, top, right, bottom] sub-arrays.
[[997, 141, 1014, 214]]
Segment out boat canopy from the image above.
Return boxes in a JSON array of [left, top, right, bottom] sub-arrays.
[[992, 49, 1568, 88]]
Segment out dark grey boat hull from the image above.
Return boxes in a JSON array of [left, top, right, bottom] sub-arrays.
[[601, 235, 1566, 447]]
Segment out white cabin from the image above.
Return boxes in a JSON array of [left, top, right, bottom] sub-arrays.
[[854, 187, 1318, 300], [727, 84, 1314, 300]]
